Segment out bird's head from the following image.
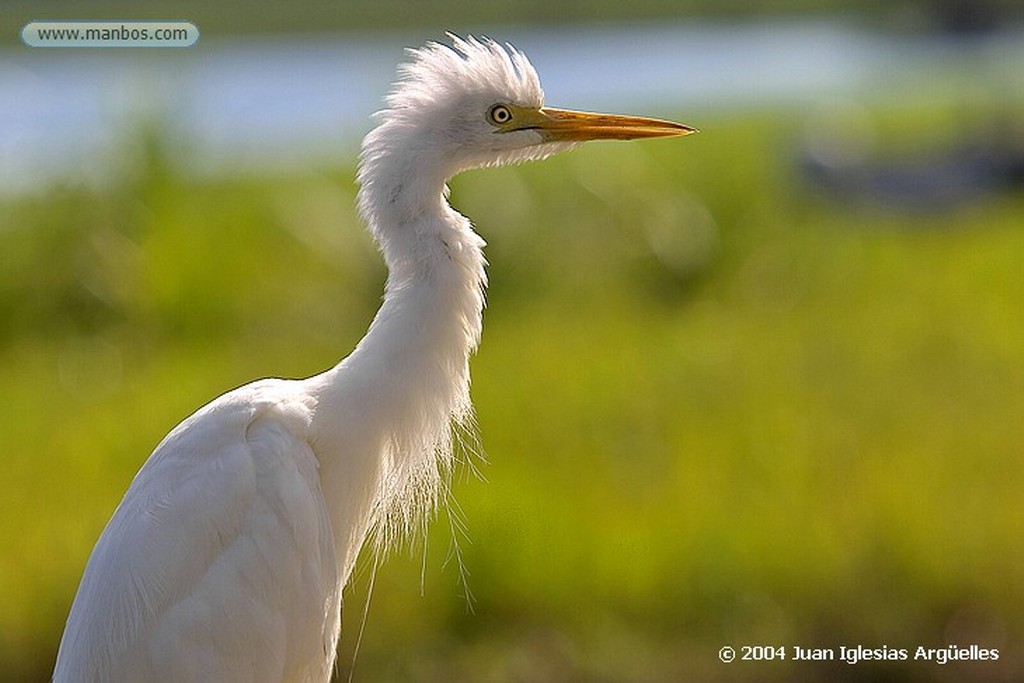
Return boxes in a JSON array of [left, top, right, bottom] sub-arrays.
[[361, 35, 695, 179]]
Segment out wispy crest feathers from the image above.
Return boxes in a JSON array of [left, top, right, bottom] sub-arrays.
[[386, 34, 543, 116]]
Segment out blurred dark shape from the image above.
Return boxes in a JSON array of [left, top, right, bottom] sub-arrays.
[[929, 0, 1008, 35], [799, 118, 1024, 213]]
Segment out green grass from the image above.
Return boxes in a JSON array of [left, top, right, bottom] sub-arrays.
[[2, 109, 1023, 682]]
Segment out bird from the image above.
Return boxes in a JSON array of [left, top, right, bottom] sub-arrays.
[[53, 35, 694, 682]]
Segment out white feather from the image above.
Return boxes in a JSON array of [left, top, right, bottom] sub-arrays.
[[55, 381, 338, 682]]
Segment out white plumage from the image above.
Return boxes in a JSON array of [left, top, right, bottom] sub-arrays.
[[54, 35, 692, 682]]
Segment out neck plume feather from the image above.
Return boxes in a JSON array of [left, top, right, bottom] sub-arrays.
[[357, 220, 486, 555], [314, 122, 487, 572]]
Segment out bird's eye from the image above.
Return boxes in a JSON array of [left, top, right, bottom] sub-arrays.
[[488, 104, 513, 126]]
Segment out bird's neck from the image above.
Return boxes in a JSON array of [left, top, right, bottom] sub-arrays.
[[310, 150, 486, 581]]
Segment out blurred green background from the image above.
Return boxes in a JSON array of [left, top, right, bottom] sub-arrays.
[[2, 1, 1023, 682]]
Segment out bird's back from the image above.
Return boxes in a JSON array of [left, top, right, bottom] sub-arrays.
[[53, 379, 341, 683]]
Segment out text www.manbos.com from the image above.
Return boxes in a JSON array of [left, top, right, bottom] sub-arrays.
[[22, 21, 199, 48]]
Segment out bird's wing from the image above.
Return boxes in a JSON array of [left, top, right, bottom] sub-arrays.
[[54, 379, 341, 683]]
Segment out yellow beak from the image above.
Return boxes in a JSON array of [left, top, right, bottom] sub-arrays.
[[532, 107, 696, 141]]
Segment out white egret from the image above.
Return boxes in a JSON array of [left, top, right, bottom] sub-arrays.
[[53, 35, 693, 682]]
